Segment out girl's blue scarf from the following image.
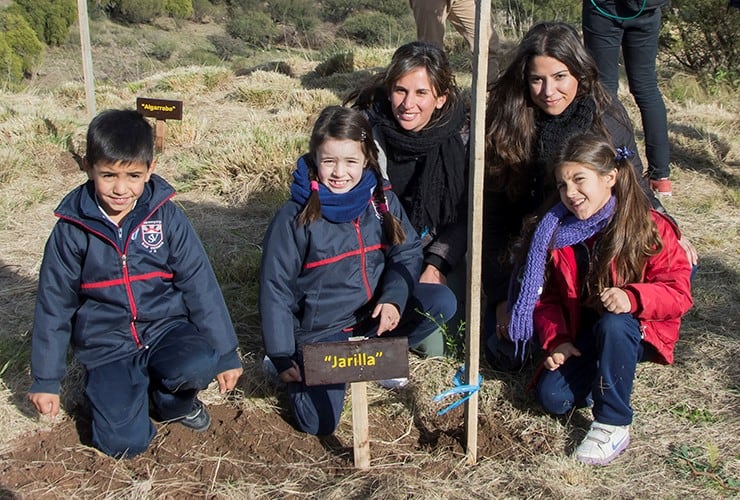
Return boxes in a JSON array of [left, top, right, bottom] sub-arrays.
[[290, 154, 377, 223], [509, 195, 616, 351]]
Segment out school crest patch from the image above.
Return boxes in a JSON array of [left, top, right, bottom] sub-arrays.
[[140, 220, 164, 251]]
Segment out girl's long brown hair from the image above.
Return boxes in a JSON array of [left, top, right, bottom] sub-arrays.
[[554, 134, 663, 295], [298, 106, 406, 246]]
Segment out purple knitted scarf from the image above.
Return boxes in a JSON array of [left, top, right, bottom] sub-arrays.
[[508, 195, 616, 350]]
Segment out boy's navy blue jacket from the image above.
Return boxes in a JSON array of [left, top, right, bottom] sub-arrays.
[[30, 174, 241, 394], [259, 190, 422, 373]]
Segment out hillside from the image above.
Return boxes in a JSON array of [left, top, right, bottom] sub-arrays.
[[0, 15, 738, 499]]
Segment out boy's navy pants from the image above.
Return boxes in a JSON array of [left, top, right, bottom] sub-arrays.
[[289, 282, 457, 435], [85, 321, 219, 457], [535, 312, 656, 426]]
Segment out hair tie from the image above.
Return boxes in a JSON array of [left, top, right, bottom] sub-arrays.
[[360, 129, 367, 142], [615, 146, 634, 162], [377, 202, 389, 214], [310, 180, 319, 192]]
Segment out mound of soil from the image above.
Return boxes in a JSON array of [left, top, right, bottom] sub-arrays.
[[1, 397, 521, 496]]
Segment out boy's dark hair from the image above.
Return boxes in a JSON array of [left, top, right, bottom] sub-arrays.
[[299, 105, 406, 245], [86, 109, 154, 168]]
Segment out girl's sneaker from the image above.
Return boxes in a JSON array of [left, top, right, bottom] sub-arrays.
[[376, 377, 409, 389], [574, 421, 630, 466], [650, 178, 672, 196]]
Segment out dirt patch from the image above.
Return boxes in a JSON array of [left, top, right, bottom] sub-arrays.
[[1, 397, 524, 496]]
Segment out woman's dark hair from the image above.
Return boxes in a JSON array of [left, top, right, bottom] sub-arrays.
[[298, 106, 406, 245], [484, 22, 613, 199], [344, 41, 461, 129]]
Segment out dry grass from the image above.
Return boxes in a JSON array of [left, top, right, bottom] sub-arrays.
[[0, 18, 738, 499]]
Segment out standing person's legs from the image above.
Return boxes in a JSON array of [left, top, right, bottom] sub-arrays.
[[85, 355, 155, 457], [582, 0, 624, 94], [147, 321, 220, 420], [447, 0, 500, 82], [410, 0, 450, 47], [622, 9, 671, 181]]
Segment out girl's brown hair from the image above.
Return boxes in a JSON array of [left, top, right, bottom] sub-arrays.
[[298, 106, 406, 245], [554, 134, 663, 297]]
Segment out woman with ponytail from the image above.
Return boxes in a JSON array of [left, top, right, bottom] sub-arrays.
[[511, 133, 692, 465], [259, 106, 456, 436], [345, 41, 469, 356]]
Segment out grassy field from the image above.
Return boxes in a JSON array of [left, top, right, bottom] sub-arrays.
[[0, 16, 738, 498]]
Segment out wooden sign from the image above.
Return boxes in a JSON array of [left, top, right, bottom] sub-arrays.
[[136, 97, 183, 152], [303, 337, 408, 386]]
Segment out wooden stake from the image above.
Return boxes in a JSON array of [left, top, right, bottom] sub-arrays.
[[77, 0, 96, 118], [351, 381, 370, 469], [464, 0, 492, 465], [155, 119, 166, 153]]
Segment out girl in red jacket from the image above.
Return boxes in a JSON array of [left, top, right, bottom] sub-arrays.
[[508, 133, 693, 466]]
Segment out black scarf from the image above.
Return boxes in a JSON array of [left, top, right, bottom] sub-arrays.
[[372, 96, 467, 233]]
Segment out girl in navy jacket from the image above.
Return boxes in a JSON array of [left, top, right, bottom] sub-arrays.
[[259, 106, 456, 435]]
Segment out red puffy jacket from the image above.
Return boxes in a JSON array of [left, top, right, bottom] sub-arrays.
[[534, 211, 693, 364]]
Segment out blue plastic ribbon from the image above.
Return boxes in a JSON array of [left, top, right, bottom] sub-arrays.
[[433, 366, 483, 415]]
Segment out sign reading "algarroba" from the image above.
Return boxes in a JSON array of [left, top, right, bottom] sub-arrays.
[[136, 97, 183, 120]]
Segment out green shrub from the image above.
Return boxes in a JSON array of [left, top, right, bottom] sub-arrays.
[[208, 34, 247, 60], [320, 0, 408, 22], [147, 38, 176, 61], [226, 11, 278, 48], [108, 0, 165, 24], [661, 0, 740, 88], [0, 11, 44, 82], [11, 0, 76, 46], [339, 12, 402, 46], [192, 0, 224, 21], [493, 0, 580, 37], [163, 0, 194, 18], [0, 35, 23, 87], [268, 0, 319, 31]]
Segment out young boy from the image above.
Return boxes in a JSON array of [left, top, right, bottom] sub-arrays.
[[27, 109, 243, 458]]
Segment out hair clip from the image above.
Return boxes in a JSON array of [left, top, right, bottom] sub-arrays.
[[615, 146, 634, 162], [310, 180, 319, 192], [360, 129, 367, 142]]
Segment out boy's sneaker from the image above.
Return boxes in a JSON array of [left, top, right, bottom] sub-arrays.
[[574, 421, 630, 466], [376, 377, 408, 389], [177, 399, 211, 432], [650, 178, 672, 196]]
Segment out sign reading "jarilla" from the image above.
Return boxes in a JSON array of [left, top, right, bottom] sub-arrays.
[[303, 336, 409, 386]]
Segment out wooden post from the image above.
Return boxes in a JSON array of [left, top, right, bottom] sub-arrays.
[[464, 0, 491, 465], [136, 98, 184, 153], [351, 381, 370, 469], [302, 337, 408, 469], [77, 0, 96, 118]]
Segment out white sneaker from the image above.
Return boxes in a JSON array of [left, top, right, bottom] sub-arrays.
[[376, 377, 408, 389], [575, 421, 630, 466]]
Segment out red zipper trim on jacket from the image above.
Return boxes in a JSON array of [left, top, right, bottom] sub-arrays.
[[354, 219, 373, 300], [79, 271, 175, 289], [303, 243, 383, 269], [57, 191, 175, 349]]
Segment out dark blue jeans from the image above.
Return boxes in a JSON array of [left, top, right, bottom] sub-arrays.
[[535, 312, 656, 426], [288, 282, 457, 435], [85, 321, 219, 457], [582, 0, 670, 180]]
